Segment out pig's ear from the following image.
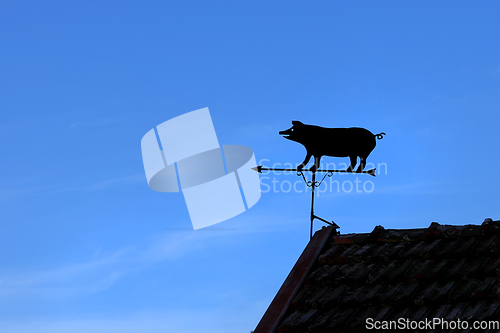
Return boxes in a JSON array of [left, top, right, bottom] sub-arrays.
[[292, 120, 304, 126]]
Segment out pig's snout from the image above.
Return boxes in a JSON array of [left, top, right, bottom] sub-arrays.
[[279, 127, 293, 136]]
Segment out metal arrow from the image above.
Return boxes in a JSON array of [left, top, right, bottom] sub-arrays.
[[251, 165, 376, 177]]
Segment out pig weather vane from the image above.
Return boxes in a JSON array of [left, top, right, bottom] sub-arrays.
[[253, 121, 385, 239]]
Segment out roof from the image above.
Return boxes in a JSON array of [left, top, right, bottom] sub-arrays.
[[254, 219, 500, 333]]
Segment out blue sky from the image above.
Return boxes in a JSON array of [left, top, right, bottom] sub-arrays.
[[1, 1, 499, 332]]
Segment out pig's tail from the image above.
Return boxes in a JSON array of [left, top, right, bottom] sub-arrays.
[[375, 132, 386, 140]]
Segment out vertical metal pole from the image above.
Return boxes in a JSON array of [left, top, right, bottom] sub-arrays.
[[310, 171, 316, 240]]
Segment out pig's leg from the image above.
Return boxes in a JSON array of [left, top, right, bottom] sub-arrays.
[[310, 156, 321, 172], [346, 156, 357, 172], [297, 153, 312, 171], [356, 156, 366, 172]]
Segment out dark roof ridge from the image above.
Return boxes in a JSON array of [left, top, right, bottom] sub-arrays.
[[329, 219, 500, 244]]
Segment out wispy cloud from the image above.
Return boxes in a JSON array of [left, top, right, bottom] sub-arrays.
[[83, 174, 144, 191], [415, 125, 456, 139], [69, 118, 125, 129], [0, 188, 43, 202], [0, 174, 144, 203], [372, 181, 449, 195], [0, 247, 127, 297], [0, 232, 207, 298], [0, 308, 261, 333]]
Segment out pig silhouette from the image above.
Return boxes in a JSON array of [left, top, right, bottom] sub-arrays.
[[279, 121, 385, 172]]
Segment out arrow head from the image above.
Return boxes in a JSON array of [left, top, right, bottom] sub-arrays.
[[251, 165, 263, 173], [365, 168, 376, 177]]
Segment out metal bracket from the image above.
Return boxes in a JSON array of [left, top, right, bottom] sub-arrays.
[[253, 165, 376, 239]]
